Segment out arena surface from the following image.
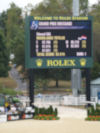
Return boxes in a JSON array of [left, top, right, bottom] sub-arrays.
[[0, 118, 100, 133]]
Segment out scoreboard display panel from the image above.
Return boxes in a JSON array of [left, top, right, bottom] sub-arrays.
[[25, 16, 93, 69]]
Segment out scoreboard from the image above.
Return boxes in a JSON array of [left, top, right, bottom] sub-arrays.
[[25, 16, 93, 69]]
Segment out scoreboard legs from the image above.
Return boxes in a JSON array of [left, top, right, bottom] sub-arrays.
[[29, 69, 34, 106], [86, 68, 91, 101], [28, 68, 91, 106]]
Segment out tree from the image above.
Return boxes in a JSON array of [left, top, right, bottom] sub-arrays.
[[0, 31, 9, 77], [6, 3, 25, 68], [80, 0, 88, 15], [89, 1, 100, 61], [31, 0, 72, 16], [0, 11, 7, 36], [91, 62, 100, 79], [89, 1, 100, 23], [48, 69, 70, 88], [6, 3, 24, 52]]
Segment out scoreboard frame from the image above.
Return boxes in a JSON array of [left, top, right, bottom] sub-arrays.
[[25, 16, 93, 69]]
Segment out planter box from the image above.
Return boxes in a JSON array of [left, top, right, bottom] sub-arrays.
[[21, 113, 34, 119], [7, 114, 20, 121], [7, 113, 34, 121]]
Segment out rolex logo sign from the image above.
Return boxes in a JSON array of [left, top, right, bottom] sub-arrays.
[[80, 58, 86, 67], [36, 59, 43, 67]]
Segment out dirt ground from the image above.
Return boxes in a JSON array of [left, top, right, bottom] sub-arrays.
[[0, 118, 100, 133]]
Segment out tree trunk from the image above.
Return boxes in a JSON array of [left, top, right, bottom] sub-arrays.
[[56, 79, 59, 88]]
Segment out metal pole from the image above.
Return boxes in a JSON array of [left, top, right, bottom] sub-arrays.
[[73, 0, 79, 16], [86, 69, 91, 101], [29, 69, 34, 106], [71, 0, 81, 97], [71, 69, 81, 96]]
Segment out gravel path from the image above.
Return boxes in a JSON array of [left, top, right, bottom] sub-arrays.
[[9, 66, 28, 91]]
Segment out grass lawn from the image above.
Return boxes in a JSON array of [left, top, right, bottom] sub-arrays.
[[0, 77, 17, 89], [34, 80, 72, 95]]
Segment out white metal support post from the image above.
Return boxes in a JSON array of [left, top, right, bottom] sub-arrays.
[[71, 0, 82, 97]]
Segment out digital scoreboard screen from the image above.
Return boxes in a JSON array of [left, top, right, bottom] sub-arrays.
[[30, 19, 91, 58], [25, 16, 93, 68]]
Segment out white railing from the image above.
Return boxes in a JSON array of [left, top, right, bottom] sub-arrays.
[[34, 95, 62, 105], [34, 94, 98, 106]]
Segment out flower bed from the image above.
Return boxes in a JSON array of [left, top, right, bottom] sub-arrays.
[[34, 106, 59, 120], [86, 115, 100, 121], [34, 114, 59, 120], [86, 104, 100, 121]]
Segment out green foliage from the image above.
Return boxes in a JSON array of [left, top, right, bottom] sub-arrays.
[[89, 1, 100, 62], [31, 0, 72, 16], [85, 117, 100, 121], [0, 11, 7, 35], [0, 84, 22, 96], [0, 31, 9, 77], [48, 69, 71, 88], [49, 105, 53, 114], [34, 79, 42, 89], [86, 104, 100, 121], [54, 108, 58, 116], [14, 38, 25, 67], [34, 106, 58, 116], [93, 23, 100, 61], [80, 0, 88, 15], [34, 78, 49, 90], [34, 106, 59, 120], [0, 88, 16, 96], [6, 3, 25, 69], [89, 2, 100, 23], [87, 104, 100, 116], [31, 0, 89, 17], [35, 107, 39, 115], [91, 62, 100, 79], [12, 97, 20, 103], [34, 68, 71, 89], [6, 3, 23, 49]]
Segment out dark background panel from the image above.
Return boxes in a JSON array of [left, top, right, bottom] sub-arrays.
[[30, 29, 91, 57]]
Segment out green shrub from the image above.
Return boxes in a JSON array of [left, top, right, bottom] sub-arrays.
[[0, 87, 22, 96], [54, 108, 58, 116], [0, 88, 17, 96], [35, 107, 39, 115], [86, 104, 100, 121], [87, 104, 100, 117], [34, 106, 58, 116], [85, 116, 100, 121], [34, 79, 49, 90], [85, 117, 92, 121], [49, 105, 53, 114]]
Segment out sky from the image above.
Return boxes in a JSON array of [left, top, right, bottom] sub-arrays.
[[0, 0, 99, 13]]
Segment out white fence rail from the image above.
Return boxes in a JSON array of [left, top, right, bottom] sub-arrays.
[[34, 94, 98, 106], [34, 95, 62, 105]]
